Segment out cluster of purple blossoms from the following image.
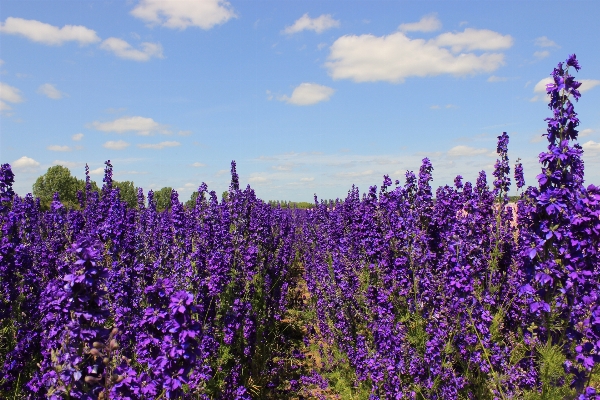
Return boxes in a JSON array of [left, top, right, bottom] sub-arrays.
[[0, 160, 306, 398], [301, 55, 600, 399], [1, 55, 599, 399]]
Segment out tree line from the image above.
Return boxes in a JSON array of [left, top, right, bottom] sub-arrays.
[[31, 165, 188, 211], [31, 166, 317, 211]]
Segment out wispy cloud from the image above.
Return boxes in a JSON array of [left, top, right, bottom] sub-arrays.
[[0, 82, 25, 111], [72, 133, 84, 141], [534, 36, 559, 48], [533, 50, 550, 60], [130, 0, 237, 30], [335, 169, 375, 178], [103, 140, 130, 150], [583, 141, 600, 153], [47, 145, 72, 152], [89, 116, 168, 135], [398, 14, 441, 33], [37, 83, 67, 99], [278, 83, 335, 105], [191, 162, 206, 167], [580, 79, 600, 93], [580, 128, 595, 137], [137, 141, 180, 150], [326, 27, 512, 83], [100, 37, 164, 62], [53, 160, 81, 169], [0, 17, 100, 46], [89, 167, 105, 175], [283, 13, 340, 34], [447, 145, 488, 157], [248, 176, 268, 183]]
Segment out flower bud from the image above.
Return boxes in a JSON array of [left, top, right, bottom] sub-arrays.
[[103, 357, 110, 365], [85, 375, 101, 384], [99, 392, 106, 400], [90, 348, 102, 357], [110, 327, 119, 337], [92, 342, 105, 349], [109, 339, 119, 350]]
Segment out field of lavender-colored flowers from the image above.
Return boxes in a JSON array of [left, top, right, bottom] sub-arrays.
[[1, 55, 600, 399]]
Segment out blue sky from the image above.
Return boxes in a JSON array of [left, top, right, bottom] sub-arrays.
[[1, 0, 599, 202]]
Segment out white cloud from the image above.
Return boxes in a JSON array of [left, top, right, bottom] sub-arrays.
[[89, 116, 162, 135], [137, 141, 180, 149], [130, 0, 236, 30], [72, 133, 84, 141], [0, 82, 25, 110], [90, 167, 104, 175], [583, 141, 600, 152], [249, 176, 267, 183], [533, 50, 550, 60], [278, 83, 335, 105], [533, 77, 553, 94], [100, 37, 164, 62], [47, 145, 71, 152], [0, 59, 4, 66], [283, 13, 340, 34], [191, 162, 206, 167], [0, 17, 100, 46], [12, 156, 40, 172], [580, 129, 594, 137], [326, 28, 511, 83], [531, 77, 600, 102], [530, 135, 545, 143], [37, 83, 67, 99], [178, 130, 192, 136], [398, 14, 441, 33], [430, 105, 440, 109], [103, 140, 130, 150], [432, 28, 513, 52], [534, 36, 559, 48], [300, 177, 314, 182], [447, 145, 488, 157], [580, 79, 600, 93], [53, 160, 81, 169], [336, 169, 375, 178], [487, 75, 509, 82], [272, 163, 297, 171]]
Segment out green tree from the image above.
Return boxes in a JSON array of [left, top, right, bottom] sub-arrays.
[[113, 180, 138, 208], [185, 191, 199, 209], [154, 187, 173, 211], [32, 165, 85, 209]]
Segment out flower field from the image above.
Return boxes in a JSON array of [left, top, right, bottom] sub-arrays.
[[1, 55, 600, 399]]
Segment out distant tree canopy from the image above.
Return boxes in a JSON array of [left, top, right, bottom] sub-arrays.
[[32, 165, 139, 210], [153, 187, 173, 212], [33, 165, 87, 209], [185, 191, 199, 209], [113, 180, 137, 208], [267, 200, 314, 209]]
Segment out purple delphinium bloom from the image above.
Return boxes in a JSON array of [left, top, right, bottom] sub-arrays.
[[28, 239, 110, 397], [516, 54, 600, 395]]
